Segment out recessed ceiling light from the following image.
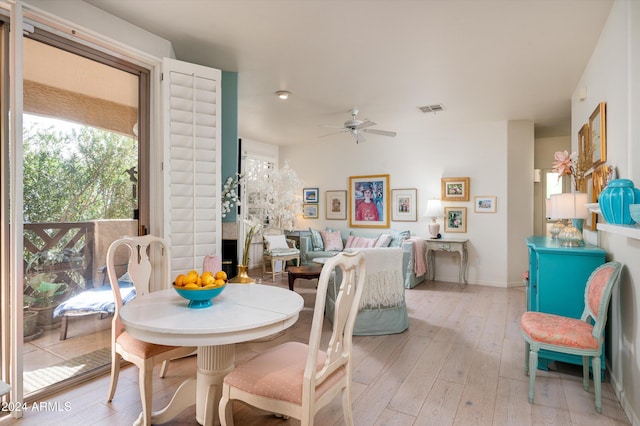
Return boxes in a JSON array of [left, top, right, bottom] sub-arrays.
[[275, 90, 291, 100]]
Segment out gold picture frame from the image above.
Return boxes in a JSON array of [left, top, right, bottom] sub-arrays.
[[441, 177, 470, 201], [588, 102, 606, 167], [349, 174, 390, 228]]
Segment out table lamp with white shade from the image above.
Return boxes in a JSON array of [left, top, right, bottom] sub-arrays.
[[425, 199, 444, 239], [547, 196, 565, 239], [553, 192, 589, 247]]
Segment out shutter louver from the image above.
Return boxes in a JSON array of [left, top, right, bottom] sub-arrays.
[[163, 58, 222, 277]]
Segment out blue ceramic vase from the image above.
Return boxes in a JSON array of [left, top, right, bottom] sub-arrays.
[[598, 179, 640, 225]]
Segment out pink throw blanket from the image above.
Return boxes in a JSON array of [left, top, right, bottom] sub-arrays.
[[407, 237, 427, 276]]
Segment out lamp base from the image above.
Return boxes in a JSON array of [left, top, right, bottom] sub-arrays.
[[428, 222, 440, 239], [559, 224, 584, 247], [549, 220, 565, 239]]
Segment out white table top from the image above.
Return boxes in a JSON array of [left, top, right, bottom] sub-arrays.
[[120, 284, 304, 347]]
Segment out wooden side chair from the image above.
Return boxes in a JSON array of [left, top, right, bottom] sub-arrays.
[[520, 261, 622, 413], [219, 251, 366, 426], [106, 235, 195, 426], [262, 228, 300, 281]]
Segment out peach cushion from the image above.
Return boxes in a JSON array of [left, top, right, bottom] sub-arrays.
[[587, 266, 613, 316], [223, 341, 346, 404], [116, 331, 180, 358], [320, 230, 344, 251], [520, 312, 597, 350]]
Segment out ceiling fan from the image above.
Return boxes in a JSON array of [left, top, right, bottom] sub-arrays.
[[320, 109, 397, 143]]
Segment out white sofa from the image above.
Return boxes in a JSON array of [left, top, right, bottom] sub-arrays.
[[325, 247, 408, 335]]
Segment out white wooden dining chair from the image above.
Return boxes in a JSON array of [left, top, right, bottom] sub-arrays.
[[105, 235, 195, 426], [219, 250, 365, 425]]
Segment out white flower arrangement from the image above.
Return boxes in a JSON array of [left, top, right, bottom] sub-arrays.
[[221, 173, 244, 218]]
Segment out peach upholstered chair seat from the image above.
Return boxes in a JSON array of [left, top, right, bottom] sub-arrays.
[[520, 261, 622, 413], [219, 251, 366, 426], [106, 235, 195, 426]]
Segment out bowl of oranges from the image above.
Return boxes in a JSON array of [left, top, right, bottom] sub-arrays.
[[173, 270, 228, 309]]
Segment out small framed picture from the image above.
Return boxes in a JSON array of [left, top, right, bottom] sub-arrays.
[[441, 177, 470, 201], [589, 102, 607, 167], [303, 204, 318, 219], [325, 190, 347, 220], [391, 188, 418, 221], [474, 196, 497, 213], [303, 188, 319, 203], [444, 207, 467, 233]]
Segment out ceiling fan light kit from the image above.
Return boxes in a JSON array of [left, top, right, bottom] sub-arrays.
[[320, 108, 397, 143]]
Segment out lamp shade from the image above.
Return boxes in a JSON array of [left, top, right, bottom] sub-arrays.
[[552, 193, 588, 219], [425, 199, 444, 218]]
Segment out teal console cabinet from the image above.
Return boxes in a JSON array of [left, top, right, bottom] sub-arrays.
[[525, 236, 606, 374]]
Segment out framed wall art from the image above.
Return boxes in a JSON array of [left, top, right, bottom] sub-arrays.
[[474, 196, 496, 213], [325, 190, 347, 220], [391, 188, 418, 221], [441, 177, 470, 201], [303, 187, 319, 203], [349, 174, 390, 228], [444, 206, 467, 233], [577, 123, 592, 178], [589, 102, 607, 167], [303, 203, 318, 219], [584, 172, 596, 232]]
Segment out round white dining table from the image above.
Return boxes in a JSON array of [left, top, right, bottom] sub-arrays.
[[119, 283, 304, 426]]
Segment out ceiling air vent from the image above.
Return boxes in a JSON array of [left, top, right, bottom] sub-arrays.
[[418, 104, 445, 114]]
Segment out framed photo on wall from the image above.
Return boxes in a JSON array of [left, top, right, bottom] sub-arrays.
[[584, 172, 596, 231], [349, 174, 390, 228], [303, 204, 318, 219], [474, 196, 496, 213], [303, 188, 319, 203], [589, 102, 607, 167], [325, 190, 347, 220], [391, 188, 418, 221], [444, 207, 467, 233], [441, 177, 470, 201]]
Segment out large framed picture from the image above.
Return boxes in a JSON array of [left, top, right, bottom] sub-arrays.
[[589, 102, 606, 167], [441, 177, 470, 201], [474, 196, 496, 213], [303, 204, 318, 219], [303, 187, 319, 203], [325, 190, 347, 220], [444, 207, 467, 233], [391, 188, 418, 221], [349, 174, 390, 228]]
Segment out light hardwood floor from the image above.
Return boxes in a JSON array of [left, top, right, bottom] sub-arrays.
[[4, 274, 631, 426]]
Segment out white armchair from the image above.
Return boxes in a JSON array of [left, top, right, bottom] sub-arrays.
[[262, 229, 300, 282]]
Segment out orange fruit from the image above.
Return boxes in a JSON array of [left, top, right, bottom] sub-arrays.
[[201, 274, 215, 286], [184, 283, 199, 289], [185, 270, 198, 284], [214, 278, 226, 287], [175, 274, 185, 286], [214, 271, 227, 281]]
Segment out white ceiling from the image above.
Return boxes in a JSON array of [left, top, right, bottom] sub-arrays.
[[83, 0, 613, 146]]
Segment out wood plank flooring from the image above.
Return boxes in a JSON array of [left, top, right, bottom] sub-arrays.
[[4, 275, 631, 426]]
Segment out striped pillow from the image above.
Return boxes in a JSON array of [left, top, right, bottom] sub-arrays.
[[345, 235, 376, 248]]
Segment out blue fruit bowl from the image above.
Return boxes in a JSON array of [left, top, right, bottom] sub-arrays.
[[173, 284, 227, 309]]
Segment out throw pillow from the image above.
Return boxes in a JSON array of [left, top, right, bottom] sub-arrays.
[[264, 234, 289, 250], [320, 230, 344, 251], [389, 230, 410, 247], [309, 227, 324, 251], [374, 233, 392, 247], [345, 235, 376, 248]]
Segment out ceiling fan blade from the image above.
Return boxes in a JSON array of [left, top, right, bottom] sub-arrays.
[[321, 124, 345, 129], [318, 129, 348, 138], [363, 128, 397, 137], [356, 120, 376, 129]]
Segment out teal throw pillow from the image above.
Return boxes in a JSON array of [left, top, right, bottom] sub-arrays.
[[309, 227, 324, 251], [389, 230, 410, 247]]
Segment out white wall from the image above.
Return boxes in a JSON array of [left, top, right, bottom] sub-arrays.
[[281, 119, 533, 287], [571, 1, 640, 423]]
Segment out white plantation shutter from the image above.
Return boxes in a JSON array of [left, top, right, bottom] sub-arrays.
[[162, 58, 221, 278]]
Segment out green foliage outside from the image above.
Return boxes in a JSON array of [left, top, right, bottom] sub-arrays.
[[23, 121, 138, 223]]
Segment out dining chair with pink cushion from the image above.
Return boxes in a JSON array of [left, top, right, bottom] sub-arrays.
[[218, 250, 366, 426], [106, 235, 196, 426], [520, 261, 622, 413]]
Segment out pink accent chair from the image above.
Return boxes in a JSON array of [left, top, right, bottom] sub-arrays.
[[106, 235, 195, 426], [520, 261, 622, 413], [218, 251, 366, 425]]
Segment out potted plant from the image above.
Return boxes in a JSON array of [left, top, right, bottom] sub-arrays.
[[23, 272, 67, 329]]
